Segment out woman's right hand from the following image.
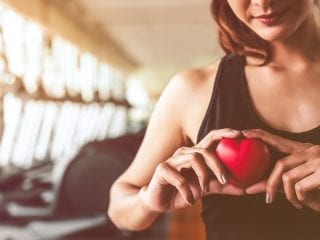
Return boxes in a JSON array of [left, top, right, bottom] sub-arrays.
[[139, 128, 247, 212]]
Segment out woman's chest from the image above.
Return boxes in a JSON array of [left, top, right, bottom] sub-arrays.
[[245, 66, 320, 133]]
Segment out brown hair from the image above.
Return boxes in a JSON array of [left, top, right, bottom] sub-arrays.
[[211, 0, 271, 63]]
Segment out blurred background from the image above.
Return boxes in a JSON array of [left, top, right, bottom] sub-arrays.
[[0, 0, 222, 239]]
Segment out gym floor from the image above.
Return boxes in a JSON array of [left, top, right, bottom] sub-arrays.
[[0, 206, 206, 240], [0, 214, 170, 240]]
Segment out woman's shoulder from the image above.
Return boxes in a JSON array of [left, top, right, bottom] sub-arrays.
[[166, 59, 221, 97], [156, 59, 222, 144], [155, 60, 221, 119]]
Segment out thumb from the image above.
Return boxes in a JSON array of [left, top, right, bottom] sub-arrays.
[[246, 180, 267, 194], [246, 180, 284, 195], [242, 129, 306, 154], [204, 180, 246, 196]]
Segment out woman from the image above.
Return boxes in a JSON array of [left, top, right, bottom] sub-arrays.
[[108, 0, 320, 239]]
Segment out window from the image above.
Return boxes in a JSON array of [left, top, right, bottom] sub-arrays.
[[0, 3, 129, 168]]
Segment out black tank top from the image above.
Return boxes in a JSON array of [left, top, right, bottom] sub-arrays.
[[197, 54, 320, 240]]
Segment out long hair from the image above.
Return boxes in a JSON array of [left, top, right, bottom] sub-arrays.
[[210, 1, 271, 64]]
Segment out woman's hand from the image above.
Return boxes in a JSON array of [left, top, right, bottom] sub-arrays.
[[243, 129, 320, 212], [139, 128, 246, 212]]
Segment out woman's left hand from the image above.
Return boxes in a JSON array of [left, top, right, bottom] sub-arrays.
[[242, 129, 320, 212]]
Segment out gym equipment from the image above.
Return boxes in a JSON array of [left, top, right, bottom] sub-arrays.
[[0, 128, 169, 240]]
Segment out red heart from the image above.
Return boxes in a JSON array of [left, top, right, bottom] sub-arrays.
[[215, 138, 271, 187]]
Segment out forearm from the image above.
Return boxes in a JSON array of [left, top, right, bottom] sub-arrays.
[[108, 182, 161, 231]]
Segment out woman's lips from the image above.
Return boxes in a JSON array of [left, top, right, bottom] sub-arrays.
[[254, 11, 285, 25]]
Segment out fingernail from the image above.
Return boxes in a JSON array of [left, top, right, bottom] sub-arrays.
[[221, 174, 228, 184], [294, 203, 303, 210], [265, 193, 272, 204]]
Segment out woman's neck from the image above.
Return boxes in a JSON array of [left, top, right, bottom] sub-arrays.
[[246, 13, 320, 69], [269, 14, 320, 71]]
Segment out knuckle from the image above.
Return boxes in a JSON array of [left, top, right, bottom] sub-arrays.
[[201, 147, 210, 154], [282, 172, 293, 184], [310, 145, 320, 154], [304, 143, 313, 148], [204, 131, 215, 141], [176, 178, 187, 189], [156, 162, 168, 174], [266, 181, 276, 192], [275, 160, 286, 172], [253, 128, 264, 135], [173, 149, 181, 155], [190, 152, 202, 162], [298, 143, 313, 152], [294, 183, 304, 195], [174, 147, 187, 155], [208, 130, 216, 136], [198, 148, 209, 155], [209, 130, 221, 138], [294, 183, 306, 201]]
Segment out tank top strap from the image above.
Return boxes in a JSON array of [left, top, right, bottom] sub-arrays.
[[197, 53, 256, 143]]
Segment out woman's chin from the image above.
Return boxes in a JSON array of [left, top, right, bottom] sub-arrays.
[[255, 28, 293, 42]]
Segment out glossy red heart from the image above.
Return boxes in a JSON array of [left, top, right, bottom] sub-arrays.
[[215, 138, 271, 187]]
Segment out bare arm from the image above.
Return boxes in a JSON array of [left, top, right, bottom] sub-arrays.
[[108, 72, 191, 230], [107, 62, 245, 231]]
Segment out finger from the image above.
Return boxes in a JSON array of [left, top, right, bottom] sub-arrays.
[[173, 146, 189, 156], [246, 180, 285, 194], [156, 163, 196, 205], [197, 128, 241, 149], [193, 148, 229, 185], [266, 152, 307, 203], [189, 153, 210, 193], [242, 129, 307, 154], [170, 151, 210, 192], [172, 152, 210, 192], [174, 147, 229, 185], [295, 171, 320, 202], [282, 163, 313, 209], [196, 148, 230, 185], [204, 179, 246, 196], [246, 180, 267, 194]]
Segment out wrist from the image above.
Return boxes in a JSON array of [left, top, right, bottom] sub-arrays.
[[138, 186, 162, 214]]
